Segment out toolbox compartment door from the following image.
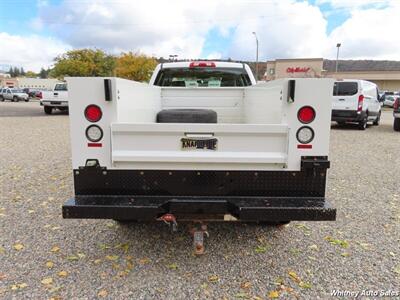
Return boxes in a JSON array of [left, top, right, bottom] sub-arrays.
[[110, 123, 288, 170]]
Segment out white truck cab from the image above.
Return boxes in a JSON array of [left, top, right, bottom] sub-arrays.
[[63, 61, 336, 252], [40, 83, 68, 114], [332, 79, 381, 130], [149, 61, 257, 86]]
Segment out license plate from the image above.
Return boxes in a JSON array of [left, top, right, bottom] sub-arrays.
[[181, 138, 217, 150], [50, 101, 61, 105]]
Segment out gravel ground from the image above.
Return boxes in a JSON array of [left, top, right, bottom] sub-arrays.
[[0, 101, 399, 300]]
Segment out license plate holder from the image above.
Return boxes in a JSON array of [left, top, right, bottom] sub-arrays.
[[181, 138, 218, 150], [50, 101, 61, 105]]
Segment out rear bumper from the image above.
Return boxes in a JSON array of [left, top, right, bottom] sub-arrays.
[[63, 196, 336, 221], [332, 109, 366, 122], [63, 156, 336, 222], [41, 101, 68, 107]]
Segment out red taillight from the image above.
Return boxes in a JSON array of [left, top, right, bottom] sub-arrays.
[[297, 106, 316, 124], [84, 105, 102, 122], [357, 94, 364, 111], [189, 61, 216, 68], [394, 98, 399, 110]]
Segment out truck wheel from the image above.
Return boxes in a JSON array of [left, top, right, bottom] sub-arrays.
[[394, 118, 400, 132], [0, 96, 4, 102], [13, 96, 19, 102], [157, 109, 217, 123], [25, 98, 29, 102], [44, 106, 52, 115], [358, 117, 367, 130], [373, 112, 381, 125]]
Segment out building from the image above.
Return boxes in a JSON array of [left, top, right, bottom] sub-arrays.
[[0, 75, 18, 88], [0, 76, 59, 90], [264, 58, 400, 91]]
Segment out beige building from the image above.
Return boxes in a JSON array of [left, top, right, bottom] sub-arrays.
[[264, 58, 400, 91], [0, 76, 58, 90]]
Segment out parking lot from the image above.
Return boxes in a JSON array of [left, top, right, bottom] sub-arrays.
[[0, 101, 399, 299]]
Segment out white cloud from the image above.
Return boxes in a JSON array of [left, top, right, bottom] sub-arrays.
[[0, 32, 71, 72], [206, 52, 222, 60], [37, 0, 221, 59], [2, 0, 399, 72], [326, 1, 400, 59], [227, 1, 329, 60]]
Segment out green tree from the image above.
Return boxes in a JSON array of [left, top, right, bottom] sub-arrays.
[[25, 71, 37, 78], [20, 67, 26, 76], [115, 52, 157, 82], [51, 49, 115, 78], [14, 67, 20, 77], [39, 68, 48, 78], [8, 67, 14, 77]]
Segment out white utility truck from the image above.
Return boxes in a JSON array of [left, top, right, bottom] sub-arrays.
[[63, 61, 336, 254], [40, 82, 68, 114]]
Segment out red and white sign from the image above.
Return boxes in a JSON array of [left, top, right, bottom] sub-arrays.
[[286, 67, 310, 73]]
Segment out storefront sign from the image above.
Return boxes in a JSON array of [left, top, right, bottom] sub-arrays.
[[286, 67, 310, 73]]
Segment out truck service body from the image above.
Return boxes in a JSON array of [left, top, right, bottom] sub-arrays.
[[63, 62, 336, 233]]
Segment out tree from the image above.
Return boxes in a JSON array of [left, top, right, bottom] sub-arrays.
[[115, 52, 158, 82], [39, 68, 48, 78], [51, 49, 115, 78], [25, 71, 37, 78], [8, 67, 14, 77], [13, 67, 20, 77], [20, 67, 26, 76]]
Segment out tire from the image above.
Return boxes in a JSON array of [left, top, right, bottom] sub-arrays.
[[157, 109, 217, 123], [12, 96, 18, 102], [0, 96, 4, 102], [394, 118, 400, 132], [373, 111, 381, 126], [44, 106, 52, 115], [25, 98, 29, 102], [358, 116, 367, 130]]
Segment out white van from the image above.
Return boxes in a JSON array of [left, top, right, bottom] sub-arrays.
[[332, 79, 381, 130]]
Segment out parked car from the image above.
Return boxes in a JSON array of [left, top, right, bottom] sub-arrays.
[[40, 83, 68, 114], [394, 98, 400, 131], [332, 79, 381, 130], [22, 88, 41, 98], [383, 95, 399, 107], [0, 88, 29, 102]]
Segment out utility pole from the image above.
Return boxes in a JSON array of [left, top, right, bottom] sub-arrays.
[[252, 32, 259, 80], [335, 43, 341, 73]]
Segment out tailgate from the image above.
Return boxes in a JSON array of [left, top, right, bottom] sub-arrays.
[[43, 91, 68, 102], [111, 123, 288, 170]]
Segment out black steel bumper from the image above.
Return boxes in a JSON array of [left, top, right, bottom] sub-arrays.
[[332, 109, 366, 122], [63, 196, 336, 221], [62, 156, 335, 222]]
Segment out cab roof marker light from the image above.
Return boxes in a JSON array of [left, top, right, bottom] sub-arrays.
[[189, 61, 216, 68]]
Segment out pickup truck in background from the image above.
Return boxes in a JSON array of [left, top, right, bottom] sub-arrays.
[[0, 87, 29, 102], [62, 61, 336, 254], [40, 83, 68, 114]]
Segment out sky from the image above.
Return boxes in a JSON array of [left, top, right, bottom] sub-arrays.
[[0, 0, 399, 72]]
